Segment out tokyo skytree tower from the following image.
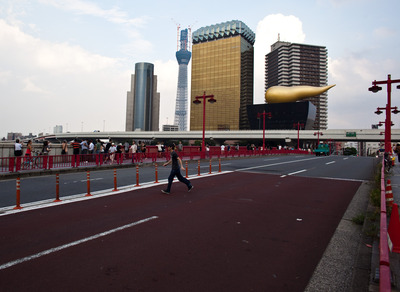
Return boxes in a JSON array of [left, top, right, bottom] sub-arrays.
[[174, 28, 191, 131]]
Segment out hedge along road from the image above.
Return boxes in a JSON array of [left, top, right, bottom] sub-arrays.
[[0, 155, 376, 291], [0, 155, 377, 209]]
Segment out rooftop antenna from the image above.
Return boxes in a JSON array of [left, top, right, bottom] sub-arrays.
[[278, 33, 280, 41]]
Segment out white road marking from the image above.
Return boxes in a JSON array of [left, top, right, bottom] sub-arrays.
[[0, 216, 158, 271], [326, 161, 336, 165], [237, 156, 323, 172], [288, 169, 307, 176]]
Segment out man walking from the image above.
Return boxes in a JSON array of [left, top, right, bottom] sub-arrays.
[[162, 144, 193, 195]]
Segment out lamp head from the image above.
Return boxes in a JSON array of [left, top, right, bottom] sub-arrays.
[[375, 109, 383, 115], [368, 85, 382, 93], [208, 98, 216, 104], [393, 108, 400, 114], [193, 99, 201, 105]]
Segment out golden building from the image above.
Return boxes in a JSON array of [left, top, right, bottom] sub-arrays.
[[190, 20, 255, 131]]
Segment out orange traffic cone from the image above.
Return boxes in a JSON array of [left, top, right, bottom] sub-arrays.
[[386, 180, 394, 208], [388, 203, 400, 253]]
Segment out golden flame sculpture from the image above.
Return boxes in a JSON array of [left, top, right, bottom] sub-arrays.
[[265, 85, 336, 103]]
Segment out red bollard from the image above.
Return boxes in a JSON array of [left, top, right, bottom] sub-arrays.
[[54, 173, 62, 202], [14, 177, 23, 210], [209, 159, 212, 174], [85, 171, 92, 196], [113, 168, 119, 191], [219, 158, 221, 172], [135, 165, 140, 187], [198, 160, 201, 176], [154, 163, 159, 183], [185, 161, 188, 178]]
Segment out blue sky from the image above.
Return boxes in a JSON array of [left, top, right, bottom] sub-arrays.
[[1, 0, 400, 138]]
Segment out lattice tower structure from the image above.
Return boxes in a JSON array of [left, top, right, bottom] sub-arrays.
[[174, 28, 191, 131]]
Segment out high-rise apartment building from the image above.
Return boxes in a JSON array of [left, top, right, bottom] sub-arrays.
[[126, 62, 160, 131], [265, 41, 328, 129], [190, 20, 255, 131]]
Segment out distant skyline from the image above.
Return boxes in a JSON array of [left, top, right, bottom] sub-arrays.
[[1, 0, 400, 139]]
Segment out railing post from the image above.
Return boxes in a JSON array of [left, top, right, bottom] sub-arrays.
[[185, 161, 189, 178], [209, 159, 212, 174]]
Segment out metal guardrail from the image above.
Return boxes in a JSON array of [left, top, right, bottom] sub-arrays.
[[380, 156, 391, 291], [1, 149, 311, 174]]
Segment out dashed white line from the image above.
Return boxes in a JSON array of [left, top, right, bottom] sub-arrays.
[[326, 161, 336, 165], [0, 216, 159, 271]]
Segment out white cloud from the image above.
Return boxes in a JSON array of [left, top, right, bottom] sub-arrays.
[[254, 14, 306, 104], [328, 54, 400, 129], [154, 59, 180, 127], [0, 18, 130, 136]]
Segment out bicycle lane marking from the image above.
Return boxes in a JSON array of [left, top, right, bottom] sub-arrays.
[[0, 216, 158, 271]]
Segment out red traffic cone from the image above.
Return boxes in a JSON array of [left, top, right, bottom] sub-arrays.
[[386, 180, 394, 208], [388, 203, 400, 253]]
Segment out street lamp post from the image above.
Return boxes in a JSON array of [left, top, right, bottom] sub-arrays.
[[369, 74, 400, 153], [313, 131, 323, 146], [293, 122, 304, 150], [193, 91, 216, 156], [257, 111, 272, 150]]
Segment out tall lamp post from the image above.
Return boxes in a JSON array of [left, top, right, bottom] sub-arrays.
[[257, 111, 272, 150], [193, 91, 216, 155], [293, 122, 304, 150], [369, 74, 400, 153], [314, 131, 323, 146]]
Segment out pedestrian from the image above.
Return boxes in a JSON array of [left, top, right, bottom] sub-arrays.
[[395, 144, 400, 162], [109, 143, 117, 164], [42, 141, 50, 155], [161, 144, 193, 195], [25, 140, 32, 158], [71, 139, 80, 155], [14, 139, 23, 157], [61, 140, 68, 155]]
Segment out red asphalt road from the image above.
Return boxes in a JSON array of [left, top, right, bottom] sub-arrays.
[[0, 171, 361, 292]]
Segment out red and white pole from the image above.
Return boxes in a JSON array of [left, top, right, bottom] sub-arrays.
[[154, 163, 159, 183], [14, 177, 22, 210], [54, 173, 61, 202], [135, 165, 140, 187], [85, 171, 92, 197], [113, 168, 119, 191]]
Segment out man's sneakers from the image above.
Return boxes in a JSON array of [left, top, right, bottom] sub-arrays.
[[162, 186, 193, 194]]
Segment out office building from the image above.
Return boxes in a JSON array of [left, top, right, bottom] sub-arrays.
[[190, 20, 255, 131], [126, 62, 160, 131], [265, 41, 328, 129], [174, 28, 191, 131], [53, 125, 63, 134]]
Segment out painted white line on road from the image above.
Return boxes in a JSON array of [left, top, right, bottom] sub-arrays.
[[288, 169, 307, 176], [326, 161, 336, 165], [237, 156, 323, 172], [0, 216, 159, 271]]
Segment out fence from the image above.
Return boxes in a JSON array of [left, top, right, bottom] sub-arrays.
[[1, 146, 311, 174], [379, 155, 391, 291]]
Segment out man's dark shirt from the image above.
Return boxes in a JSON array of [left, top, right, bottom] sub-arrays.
[[171, 151, 179, 170]]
